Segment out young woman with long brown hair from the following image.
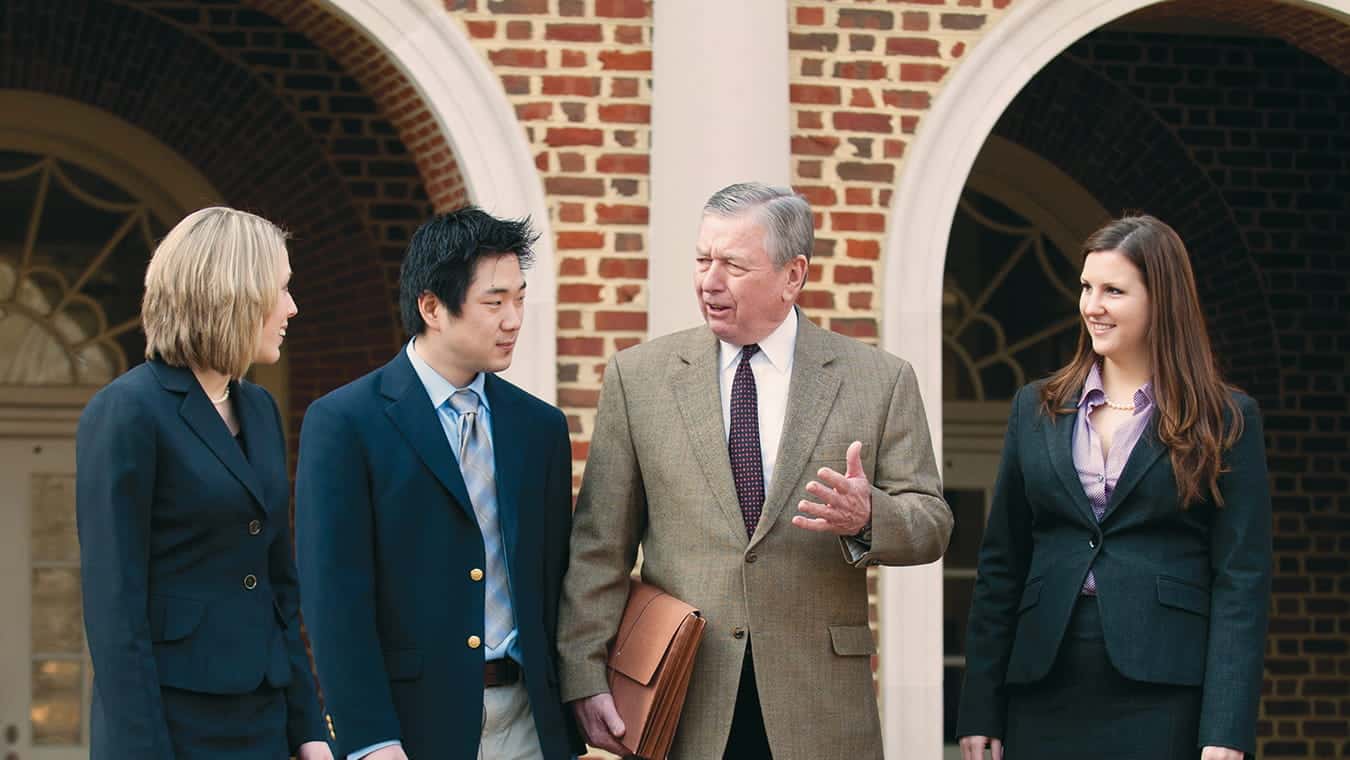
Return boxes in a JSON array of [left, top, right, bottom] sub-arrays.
[[956, 215, 1272, 760]]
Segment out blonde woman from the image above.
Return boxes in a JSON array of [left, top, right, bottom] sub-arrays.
[[77, 207, 332, 760]]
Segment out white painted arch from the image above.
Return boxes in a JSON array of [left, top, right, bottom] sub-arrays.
[[880, 1, 1350, 757], [320, 0, 557, 403]]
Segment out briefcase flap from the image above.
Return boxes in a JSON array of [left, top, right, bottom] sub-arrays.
[[608, 581, 700, 686]]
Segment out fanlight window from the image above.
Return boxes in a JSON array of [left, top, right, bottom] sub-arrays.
[[0, 150, 163, 386], [943, 189, 1082, 401]]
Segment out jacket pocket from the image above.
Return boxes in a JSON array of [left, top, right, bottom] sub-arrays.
[[148, 595, 206, 643], [829, 625, 876, 656], [1017, 578, 1044, 614], [812, 441, 871, 466], [382, 649, 423, 681], [1157, 576, 1210, 617]]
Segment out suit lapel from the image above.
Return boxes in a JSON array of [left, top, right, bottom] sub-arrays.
[[1043, 406, 1098, 527], [670, 329, 750, 544], [380, 353, 476, 523], [1102, 417, 1166, 521], [751, 317, 841, 549], [155, 362, 267, 512], [483, 374, 523, 568], [234, 382, 284, 514]]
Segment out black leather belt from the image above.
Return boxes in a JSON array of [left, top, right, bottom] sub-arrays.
[[484, 658, 521, 688]]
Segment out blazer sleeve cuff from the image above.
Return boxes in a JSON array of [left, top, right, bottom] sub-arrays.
[[349, 740, 401, 760], [559, 659, 611, 704], [837, 532, 877, 567]]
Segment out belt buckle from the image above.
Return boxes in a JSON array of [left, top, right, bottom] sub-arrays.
[[484, 657, 519, 688]]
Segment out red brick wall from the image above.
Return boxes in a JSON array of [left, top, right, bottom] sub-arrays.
[[789, 0, 1016, 343], [443, 0, 1022, 473], [138, 0, 464, 357], [445, 0, 654, 476]]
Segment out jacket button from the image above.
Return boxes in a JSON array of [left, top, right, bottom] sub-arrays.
[[467, 635, 482, 649], [732, 627, 746, 639], [1089, 538, 1098, 549], [248, 519, 262, 536], [243, 574, 258, 590], [470, 568, 484, 581], [745, 552, 758, 564]]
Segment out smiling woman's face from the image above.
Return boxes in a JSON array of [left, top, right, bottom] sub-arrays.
[[253, 249, 295, 366], [1079, 249, 1150, 367]]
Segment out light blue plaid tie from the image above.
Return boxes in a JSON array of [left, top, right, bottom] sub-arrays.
[[448, 389, 514, 648]]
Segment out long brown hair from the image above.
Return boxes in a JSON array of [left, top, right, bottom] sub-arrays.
[[1039, 214, 1243, 507]]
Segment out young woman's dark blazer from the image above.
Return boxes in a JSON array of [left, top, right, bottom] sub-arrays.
[[76, 359, 326, 758], [956, 381, 1272, 756]]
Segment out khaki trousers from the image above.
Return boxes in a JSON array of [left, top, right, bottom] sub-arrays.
[[479, 680, 544, 760]]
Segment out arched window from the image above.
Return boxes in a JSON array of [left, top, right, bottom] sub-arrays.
[[0, 92, 222, 753], [939, 138, 1108, 754], [0, 150, 164, 386], [942, 187, 1082, 402]]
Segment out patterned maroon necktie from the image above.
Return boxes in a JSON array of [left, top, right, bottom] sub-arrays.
[[729, 344, 765, 537]]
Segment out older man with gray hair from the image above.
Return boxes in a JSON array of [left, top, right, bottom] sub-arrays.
[[557, 182, 952, 759]]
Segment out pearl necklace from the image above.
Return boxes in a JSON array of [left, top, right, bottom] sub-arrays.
[[208, 385, 231, 405], [1103, 393, 1134, 411]]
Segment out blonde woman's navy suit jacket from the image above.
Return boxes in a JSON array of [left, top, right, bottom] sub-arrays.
[[77, 360, 326, 758], [957, 382, 1272, 756]]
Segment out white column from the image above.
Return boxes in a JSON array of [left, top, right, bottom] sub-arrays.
[[648, 0, 791, 338], [879, 300, 946, 760]]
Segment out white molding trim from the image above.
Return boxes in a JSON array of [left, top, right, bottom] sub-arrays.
[[879, 1, 1350, 758], [0, 386, 94, 438], [321, 0, 557, 402]]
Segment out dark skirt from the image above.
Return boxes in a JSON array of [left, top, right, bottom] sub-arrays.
[[160, 683, 289, 760], [1004, 596, 1202, 760]]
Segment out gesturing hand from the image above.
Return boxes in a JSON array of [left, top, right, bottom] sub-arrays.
[[1201, 746, 1245, 760], [792, 440, 872, 536]]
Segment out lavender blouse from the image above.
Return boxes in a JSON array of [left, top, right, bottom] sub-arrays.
[[1073, 363, 1155, 595]]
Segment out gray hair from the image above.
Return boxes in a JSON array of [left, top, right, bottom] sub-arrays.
[[703, 182, 814, 268]]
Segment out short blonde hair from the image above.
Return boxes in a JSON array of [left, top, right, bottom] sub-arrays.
[[142, 206, 289, 379]]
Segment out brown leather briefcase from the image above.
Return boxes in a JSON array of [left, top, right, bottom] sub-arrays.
[[606, 579, 707, 760]]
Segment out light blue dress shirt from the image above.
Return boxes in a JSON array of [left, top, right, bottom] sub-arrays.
[[348, 340, 521, 760]]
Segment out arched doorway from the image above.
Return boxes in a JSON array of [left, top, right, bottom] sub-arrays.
[[938, 139, 1108, 757], [0, 92, 224, 756], [881, 1, 1350, 757]]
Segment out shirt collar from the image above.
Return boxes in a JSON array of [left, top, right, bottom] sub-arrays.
[[719, 307, 798, 374], [1078, 362, 1154, 413], [406, 338, 490, 412]]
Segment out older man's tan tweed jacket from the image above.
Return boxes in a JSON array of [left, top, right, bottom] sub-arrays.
[[558, 314, 952, 760]]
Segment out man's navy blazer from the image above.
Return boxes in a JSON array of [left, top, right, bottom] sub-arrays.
[[294, 350, 580, 759], [957, 381, 1272, 756], [77, 360, 325, 758]]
